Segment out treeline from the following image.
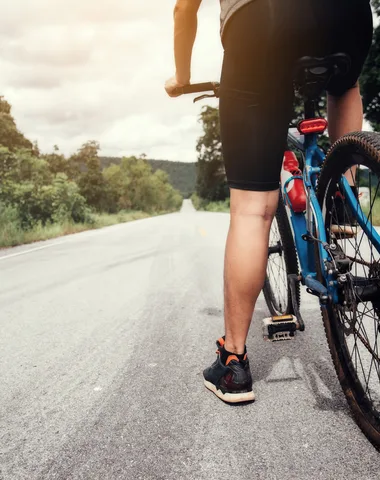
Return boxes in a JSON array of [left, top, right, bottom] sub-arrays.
[[0, 97, 182, 246], [100, 157, 196, 198]]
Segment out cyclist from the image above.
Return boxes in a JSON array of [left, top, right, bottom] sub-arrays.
[[165, 0, 373, 403]]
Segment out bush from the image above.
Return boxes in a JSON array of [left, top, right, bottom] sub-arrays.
[[204, 199, 230, 212], [0, 97, 185, 247], [191, 193, 229, 212], [190, 193, 204, 210], [0, 203, 23, 246], [50, 173, 92, 224], [103, 157, 183, 214], [2, 173, 91, 229]]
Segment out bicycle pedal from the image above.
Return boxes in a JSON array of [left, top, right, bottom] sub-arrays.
[[331, 225, 360, 239], [263, 315, 298, 342]]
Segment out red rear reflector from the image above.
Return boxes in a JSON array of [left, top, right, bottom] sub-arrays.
[[298, 118, 328, 135]]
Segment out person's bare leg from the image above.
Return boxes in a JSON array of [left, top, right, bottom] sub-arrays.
[[222, 86, 364, 355], [327, 83, 363, 184], [327, 83, 363, 142], [223, 188, 279, 354]]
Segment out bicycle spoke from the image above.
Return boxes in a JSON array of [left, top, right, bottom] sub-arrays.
[[317, 132, 380, 443], [329, 165, 380, 408], [266, 214, 291, 314]]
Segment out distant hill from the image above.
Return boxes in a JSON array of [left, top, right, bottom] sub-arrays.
[[100, 157, 196, 198]]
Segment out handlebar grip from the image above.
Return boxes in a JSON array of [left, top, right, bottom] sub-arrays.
[[172, 86, 184, 96], [173, 82, 218, 96]]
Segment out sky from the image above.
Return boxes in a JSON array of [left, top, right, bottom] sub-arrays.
[[0, 1, 376, 162], [0, 0, 222, 162]]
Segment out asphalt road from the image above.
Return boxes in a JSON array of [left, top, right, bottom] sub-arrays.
[[1, 200, 379, 480]]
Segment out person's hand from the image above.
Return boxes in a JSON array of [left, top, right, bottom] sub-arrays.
[[165, 76, 188, 97]]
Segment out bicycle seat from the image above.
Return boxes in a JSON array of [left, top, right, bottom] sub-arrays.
[[294, 53, 351, 100]]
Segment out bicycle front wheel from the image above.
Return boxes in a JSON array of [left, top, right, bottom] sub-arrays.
[[263, 194, 300, 316], [317, 131, 380, 449]]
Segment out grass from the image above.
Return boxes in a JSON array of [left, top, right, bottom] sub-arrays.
[[191, 194, 230, 213], [362, 197, 380, 227], [191, 193, 380, 228], [3, 195, 376, 249], [0, 210, 163, 249], [203, 200, 230, 213]]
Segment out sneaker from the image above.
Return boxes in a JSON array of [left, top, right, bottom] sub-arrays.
[[203, 337, 255, 404], [330, 187, 359, 238]]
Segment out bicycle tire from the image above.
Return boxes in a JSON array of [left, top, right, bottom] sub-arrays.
[[263, 193, 300, 316], [316, 131, 380, 449]]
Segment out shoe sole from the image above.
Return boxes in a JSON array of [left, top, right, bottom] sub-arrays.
[[204, 380, 255, 404]]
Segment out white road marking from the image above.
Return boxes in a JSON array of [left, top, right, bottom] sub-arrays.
[[0, 241, 67, 261]]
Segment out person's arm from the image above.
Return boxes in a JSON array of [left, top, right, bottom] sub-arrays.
[[165, 0, 202, 97], [174, 0, 202, 84]]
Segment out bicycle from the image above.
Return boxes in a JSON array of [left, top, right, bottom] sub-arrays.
[[174, 54, 380, 449]]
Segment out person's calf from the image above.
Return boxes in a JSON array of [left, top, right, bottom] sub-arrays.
[[327, 83, 363, 143], [223, 188, 278, 354]]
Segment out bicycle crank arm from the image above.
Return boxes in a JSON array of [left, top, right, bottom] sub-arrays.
[[268, 242, 283, 256]]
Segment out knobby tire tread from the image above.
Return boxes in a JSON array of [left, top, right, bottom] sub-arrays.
[[316, 131, 380, 450]]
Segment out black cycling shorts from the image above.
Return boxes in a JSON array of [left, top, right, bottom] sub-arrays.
[[219, 0, 373, 191]]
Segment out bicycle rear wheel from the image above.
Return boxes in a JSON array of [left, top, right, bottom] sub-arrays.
[[263, 193, 300, 316], [317, 131, 380, 448]]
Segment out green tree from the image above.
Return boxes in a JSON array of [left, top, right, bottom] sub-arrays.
[[43, 146, 77, 179], [361, 2, 380, 131], [103, 157, 182, 213], [103, 163, 125, 213], [100, 157, 197, 198], [0, 146, 89, 228], [0, 97, 33, 151], [0, 146, 18, 180], [70, 141, 106, 211], [117, 156, 171, 212], [149, 169, 183, 211], [196, 106, 228, 201], [50, 173, 90, 224], [0, 147, 51, 186]]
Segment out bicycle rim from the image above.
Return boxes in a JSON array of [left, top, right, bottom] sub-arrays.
[[264, 197, 299, 316], [318, 132, 380, 447]]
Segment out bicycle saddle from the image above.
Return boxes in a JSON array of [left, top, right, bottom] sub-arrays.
[[294, 53, 351, 100]]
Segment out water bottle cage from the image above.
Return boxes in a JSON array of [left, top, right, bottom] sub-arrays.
[[283, 175, 304, 210]]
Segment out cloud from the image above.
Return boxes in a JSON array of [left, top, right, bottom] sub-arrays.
[[0, 0, 222, 161], [4, 1, 370, 163]]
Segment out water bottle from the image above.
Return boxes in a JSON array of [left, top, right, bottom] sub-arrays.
[[280, 151, 307, 213]]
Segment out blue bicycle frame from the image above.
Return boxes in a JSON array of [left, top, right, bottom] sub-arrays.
[[286, 126, 380, 306], [177, 78, 380, 308], [286, 130, 356, 305], [285, 130, 329, 303]]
